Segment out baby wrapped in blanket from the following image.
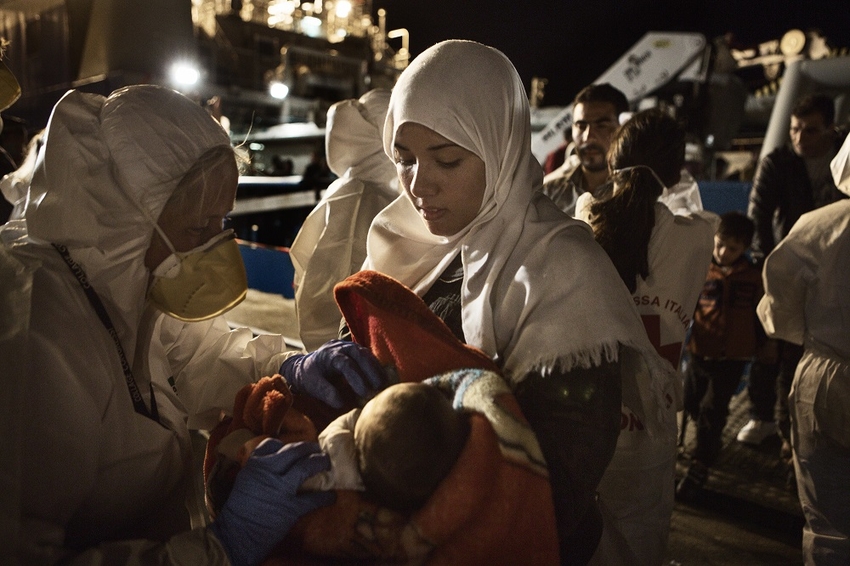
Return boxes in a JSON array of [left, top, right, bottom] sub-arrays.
[[308, 380, 470, 515], [205, 270, 559, 564]]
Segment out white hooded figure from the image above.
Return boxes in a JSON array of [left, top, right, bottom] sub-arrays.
[[290, 88, 399, 351], [756, 133, 850, 565], [0, 85, 332, 564]]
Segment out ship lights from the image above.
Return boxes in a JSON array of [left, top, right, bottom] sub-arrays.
[[169, 62, 200, 87]]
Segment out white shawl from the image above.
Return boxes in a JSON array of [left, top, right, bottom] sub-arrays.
[[364, 40, 677, 439]]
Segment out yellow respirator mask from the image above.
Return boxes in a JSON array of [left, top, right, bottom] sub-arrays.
[[148, 229, 248, 322], [0, 60, 21, 112]]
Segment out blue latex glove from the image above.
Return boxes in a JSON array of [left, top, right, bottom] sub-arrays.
[[210, 440, 335, 566], [280, 339, 387, 408]]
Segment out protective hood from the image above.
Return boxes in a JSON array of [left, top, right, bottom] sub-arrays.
[[10, 85, 232, 360], [830, 133, 850, 197], [26, 86, 231, 249], [325, 88, 397, 189]]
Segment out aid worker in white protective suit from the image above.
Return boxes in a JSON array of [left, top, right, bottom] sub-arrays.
[[0, 85, 385, 565], [757, 133, 850, 565], [290, 88, 400, 351]]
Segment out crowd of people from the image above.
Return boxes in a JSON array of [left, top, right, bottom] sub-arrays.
[[0, 35, 847, 566]]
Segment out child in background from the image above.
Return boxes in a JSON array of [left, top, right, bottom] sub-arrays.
[[677, 211, 764, 500]]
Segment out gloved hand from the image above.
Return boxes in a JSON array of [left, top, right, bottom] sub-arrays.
[[210, 439, 335, 566], [280, 339, 387, 408]]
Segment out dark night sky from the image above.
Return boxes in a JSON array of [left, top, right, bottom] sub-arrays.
[[371, 0, 850, 106]]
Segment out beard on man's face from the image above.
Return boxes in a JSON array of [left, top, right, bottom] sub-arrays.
[[577, 143, 608, 172]]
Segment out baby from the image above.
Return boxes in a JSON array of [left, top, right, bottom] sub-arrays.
[[206, 366, 556, 564], [304, 381, 470, 513], [356, 382, 470, 512]]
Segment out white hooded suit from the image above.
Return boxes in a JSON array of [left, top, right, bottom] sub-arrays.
[[0, 86, 293, 563], [290, 89, 399, 351], [757, 134, 850, 565]]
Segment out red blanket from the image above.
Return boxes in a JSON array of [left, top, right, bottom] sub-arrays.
[[205, 270, 559, 564]]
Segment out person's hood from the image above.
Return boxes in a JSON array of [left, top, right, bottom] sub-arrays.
[[325, 88, 398, 189], [26, 86, 231, 250], [830, 133, 850, 197], [16, 85, 232, 359]]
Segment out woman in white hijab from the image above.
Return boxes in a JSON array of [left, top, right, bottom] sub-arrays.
[[364, 39, 678, 565]]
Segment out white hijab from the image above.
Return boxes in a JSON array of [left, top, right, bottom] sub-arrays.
[[365, 40, 678, 438], [366, 40, 542, 297], [365, 39, 545, 360]]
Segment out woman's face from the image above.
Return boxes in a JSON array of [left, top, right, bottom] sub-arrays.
[[392, 122, 486, 237], [144, 155, 238, 271]]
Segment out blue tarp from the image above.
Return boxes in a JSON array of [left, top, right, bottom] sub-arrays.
[[698, 181, 751, 215], [238, 242, 295, 298]]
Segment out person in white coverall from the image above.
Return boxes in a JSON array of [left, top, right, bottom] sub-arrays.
[[757, 133, 850, 566], [290, 88, 400, 351], [0, 85, 385, 565]]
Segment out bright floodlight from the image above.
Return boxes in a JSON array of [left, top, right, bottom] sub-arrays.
[[170, 62, 200, 87], [301, 15, 322, 37], [335, 0, 352, 18], [269, 81, 289, 99]]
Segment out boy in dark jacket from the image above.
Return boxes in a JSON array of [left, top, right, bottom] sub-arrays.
[[676, 211, 763, 500]]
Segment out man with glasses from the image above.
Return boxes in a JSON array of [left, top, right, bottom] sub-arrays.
[[542, 83, 629, 216]]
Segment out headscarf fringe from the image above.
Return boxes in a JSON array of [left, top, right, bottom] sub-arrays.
[[513, 340, 622, 380], [510, 339, 679, 444]]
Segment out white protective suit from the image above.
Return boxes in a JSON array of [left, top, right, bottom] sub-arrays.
[[290, 89, 399, 352], [577, 196, 716, 565], [0, 86, 293, 564], [756, 135, 850, 565]]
